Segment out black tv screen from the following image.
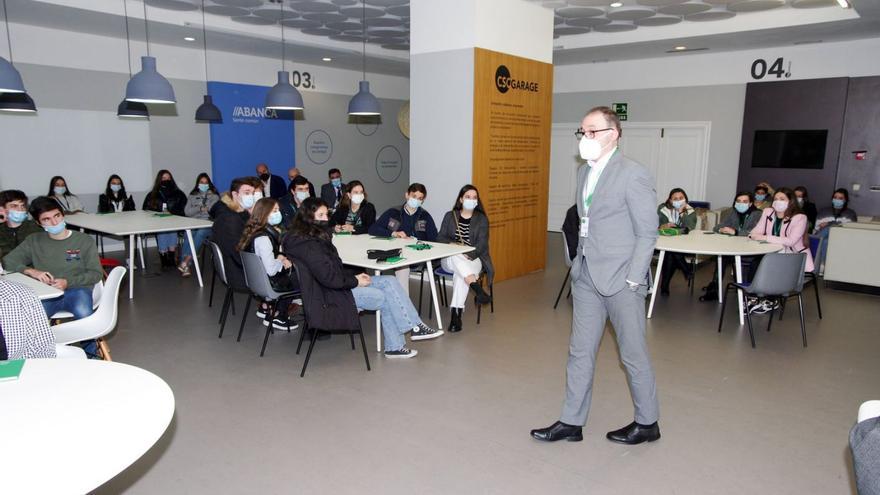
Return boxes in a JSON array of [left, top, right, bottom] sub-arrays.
[[752, 130, 828, 169]]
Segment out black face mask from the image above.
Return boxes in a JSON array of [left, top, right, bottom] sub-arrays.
[[259, 173, 270, 181], [314, 220, 330, 228], [160, 180, 172, 189]]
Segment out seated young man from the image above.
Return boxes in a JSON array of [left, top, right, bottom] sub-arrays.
[[0, 279, 57, 359], [0, 190, 42, 259], [2, 197, 103, 321], [211, 177, 262, 289]]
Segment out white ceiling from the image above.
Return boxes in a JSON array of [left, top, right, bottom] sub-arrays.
[[4, 0, 880, 76]]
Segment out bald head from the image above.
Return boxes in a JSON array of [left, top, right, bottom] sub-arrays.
[[256, 163, 269, 175]]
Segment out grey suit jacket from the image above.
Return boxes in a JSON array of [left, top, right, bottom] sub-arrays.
[[571, 151, 658, 296]]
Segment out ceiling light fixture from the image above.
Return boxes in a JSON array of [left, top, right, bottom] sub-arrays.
[[125, 0, 176, 104], [0, 92, 36, 112], [265, 0, 303, 111], [609, 2, 623, 7], [117, 0, 148, 119], [0, 0, 28, 97], [184, 36, 196, 41], [674, 46, 687, 50], [836, 0, 849, 7], [347, 0, 380, 117], [322, 57, 332, 62], [194, 0, 221, 122]]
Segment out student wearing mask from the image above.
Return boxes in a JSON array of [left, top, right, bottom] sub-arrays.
[[285, 198, 442, 359], [279, 176, 312, 228], [287, 167, 315, 198], [793, 186, 818, 232], [0, 190, 42, 259], [142, 170, 188, 268], [753, 184, 771, 210], [700, 192, 762, 300], [211, 177, 262, 289], [320, 168, 346, 210], [256, 163, 286, 199], [97, 174, 136, 213], [178, 173, 220, 277], [3, 197, 103, 323], [48, 176, 85, 214], [370, 183, 439, 294], [330, 180, 376, 235], [657, 187, 697, 295], [237, 197, 299, 330], [813, 188, 858, 272], [436, 185, 494, 332], [748, 187, 814, 314], [0, 279, 57, 360]]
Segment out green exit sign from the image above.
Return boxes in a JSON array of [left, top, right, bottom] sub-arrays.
[[612, 102, 628, 121]]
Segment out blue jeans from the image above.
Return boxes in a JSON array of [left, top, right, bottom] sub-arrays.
[[180, 228, 211, 259], [352, 275, 420, 352], [156, 232, 178, 253], [815, 226, 831, 270], [42, 287, 97, 355]]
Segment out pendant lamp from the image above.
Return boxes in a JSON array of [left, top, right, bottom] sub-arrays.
[[265, 0, 303, 111], [347, 0, 380, 116], [117, 0, 149, 119], [0, 91, 36, 112], [125, 0, 175, 104], [0, 0, 33, 112], [194, 0, 221, 122]]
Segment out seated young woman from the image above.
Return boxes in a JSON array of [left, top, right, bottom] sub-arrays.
[[97, 174, 136, 213], [142, 169, 188, 268], [236, 197, 299, 331], [48, 176, 85, 214], [285, 198, 442, 359], [747, 187, 814, 314], [657, 187, 697, 295], [700, 191, 762, 300], [436, 184, 494, 333], [793, 186, 818, 232], [178, 173, 220, 277], [330, 180, 376, 235]]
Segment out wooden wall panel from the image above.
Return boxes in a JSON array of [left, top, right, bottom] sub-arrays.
[[472, 47, 553, 282]]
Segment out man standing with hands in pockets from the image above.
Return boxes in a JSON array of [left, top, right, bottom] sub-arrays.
[[531, 107, 661, 445]]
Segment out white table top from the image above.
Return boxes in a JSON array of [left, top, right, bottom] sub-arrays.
[[656, 230, 783, 256], [0, 360, 175, 494], [65, 210, 213, 236], [0, 271, 63, 300], [332, 234, 474, 271]]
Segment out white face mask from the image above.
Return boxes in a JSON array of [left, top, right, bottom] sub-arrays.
[[772, 200, 789, 213], [253, 191, 264, 201], [462, 199, 478, 211], [350, 193, 365, 205], [295, 191, 310, 202], [579, 137, 604, 161], [238, 194, 255, 210]]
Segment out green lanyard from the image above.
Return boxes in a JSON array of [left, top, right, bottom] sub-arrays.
[[772, 216, 783, 236], [583, 148, 617, 210]]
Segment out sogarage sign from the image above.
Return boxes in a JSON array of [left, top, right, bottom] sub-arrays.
[[495, 65, 540, 94]]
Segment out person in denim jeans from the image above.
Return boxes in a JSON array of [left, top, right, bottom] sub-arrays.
[[285, 198, 443, 359]]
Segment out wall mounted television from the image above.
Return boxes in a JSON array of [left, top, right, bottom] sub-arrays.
[[752, 130, 828, 169]]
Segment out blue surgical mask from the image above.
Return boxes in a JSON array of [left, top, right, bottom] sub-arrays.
[[832, 198, 845, 209], [198, 183, 210, 193], [8, 210, 28, 223], [44, 221, 66, 235], [734, 203, 750, 214], [462, 199, 478, 211], [53, 186, 67, 196], [407, 197, 423, 210], [331, 178, 342, 187], [295, 191, 310, 202], [239, 194, 256, 210], [268, 211, 283, 226], [110, 184, 122, 193], [671, 200, 685, 210], [754, 193, 766, 202]]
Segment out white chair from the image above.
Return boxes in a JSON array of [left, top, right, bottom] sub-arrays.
[[51, 267, 126, 360], [859, 400, 880, 423], [55, 344, 87, 359], [50, 280, 103, 321]]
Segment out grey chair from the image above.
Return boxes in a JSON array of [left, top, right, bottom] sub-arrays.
[[718, 253, 808, 348], [238, 251, 299, 356], [553, 239, 573, 309], [210, 241, 246, 339]]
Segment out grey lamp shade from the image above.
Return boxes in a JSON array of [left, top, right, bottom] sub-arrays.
[[0, 92, 36, 113], [125, 56, 176, 104], [347, 80, 380, 116], [0, 56, 26, 93], [195, 94, 222, 122], [265, 71, 304, 110], [117, 99, 149, 119]]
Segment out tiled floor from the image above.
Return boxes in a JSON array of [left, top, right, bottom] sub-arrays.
[[95, 234, 877, 494]]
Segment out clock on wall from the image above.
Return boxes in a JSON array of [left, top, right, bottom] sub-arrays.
[[397, 101, 410, 139]]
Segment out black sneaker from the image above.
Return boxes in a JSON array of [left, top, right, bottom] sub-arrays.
[[384, 347, 418, 359], [262, 317, 297, 331], [411, 323, 444, 341]]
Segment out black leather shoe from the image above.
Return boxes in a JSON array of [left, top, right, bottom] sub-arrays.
[[606, 421, 660, 445], [530, 421, 583, 442]]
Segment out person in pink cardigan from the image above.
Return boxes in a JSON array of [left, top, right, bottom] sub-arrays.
[[746, 187, 814, 313]]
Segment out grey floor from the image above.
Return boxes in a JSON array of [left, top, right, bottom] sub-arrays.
[[95, 234, 878, 495]]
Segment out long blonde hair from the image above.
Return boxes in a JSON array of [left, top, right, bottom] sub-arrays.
[[236, 197, 278, 252]]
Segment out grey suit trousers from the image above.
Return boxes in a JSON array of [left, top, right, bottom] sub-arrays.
[[560, 256, 660, 426]]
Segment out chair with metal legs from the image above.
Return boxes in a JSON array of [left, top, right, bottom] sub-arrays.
[[554, 240, 573, 309], [209, 241, 246, 338], [239, 252, 299, 357]]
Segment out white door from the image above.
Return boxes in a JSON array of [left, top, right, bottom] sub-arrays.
[[547, 124, 580, 232]]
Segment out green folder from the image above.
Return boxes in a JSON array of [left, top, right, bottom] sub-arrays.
[[0, 359, 25, 382], [370, 236, 394, 240], [382, 256, 406, 264], [334, 231, 352, 236]]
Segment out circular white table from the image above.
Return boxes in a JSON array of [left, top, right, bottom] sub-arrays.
[[648, 231, 782, 324], [0, 360, 175, 494]]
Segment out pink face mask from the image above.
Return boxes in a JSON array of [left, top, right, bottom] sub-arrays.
[[772, 200, 789, 213]]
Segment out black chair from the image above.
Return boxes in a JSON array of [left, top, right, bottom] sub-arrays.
[[291, 265, 370, 377], [209, 241, 246, 339], [239, 251, 300, 357], [553, 239, 573, 309], [718, 253, 808, 348], [429, 266, 494, 325]]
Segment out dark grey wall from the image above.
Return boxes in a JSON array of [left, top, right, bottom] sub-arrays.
[[736, 78, 849, 202], [836, 76, 880, 217]]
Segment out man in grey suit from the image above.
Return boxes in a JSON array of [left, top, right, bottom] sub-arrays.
[[531, 106, 661, 445]]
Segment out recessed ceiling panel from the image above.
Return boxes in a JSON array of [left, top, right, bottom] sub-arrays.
[[636, 0, 688, 6], [329, 34, 364, 42], [252, 8, 300, 20], [301, 27, 342, 36], [566, 16, 613, 27], [790, 0, 839, 7], [279, 18, 322, 28], [727, 0, 786, 12], [145, 0, 198, 11], [592, 21, 639, 32], [567, 0, 613, 6], [367, 17, 406, 27], [290, 1, 340, 13], [634, 15, 683, 26], [606, 7, 657, 21], [555, 26, 591, 35], [365, 0, 408, 6], [212, 0, 262, 7], [339, 6, 386, 17], [230, 15, 277, 25], [557, 7, 606, 18], [386, 5, 409, 16], [302, 12, 349, 23], [684, 9, 737, 20], [326, 21, 363, 31], [202, 5, 249, 16], [658, 2, 713, 15]]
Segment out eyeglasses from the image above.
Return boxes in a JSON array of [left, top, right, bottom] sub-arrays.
[[575, 128, 613, 140]]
